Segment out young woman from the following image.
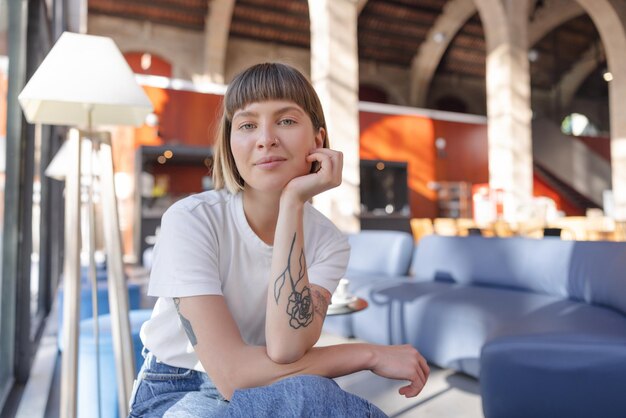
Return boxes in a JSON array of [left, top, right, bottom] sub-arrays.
[[129, 62, 429, 417]]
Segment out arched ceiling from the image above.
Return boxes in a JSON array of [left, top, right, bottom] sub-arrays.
[[87, 0, 608, 101], [531, 14, 600, 89], [436, 12, 485, 78], [88, 0, 208, 31], [228, 0, 310, 48], [358, 0, 447, 66]]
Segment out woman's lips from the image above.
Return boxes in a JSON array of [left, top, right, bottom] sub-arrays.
[[254, 157, 286, 169]]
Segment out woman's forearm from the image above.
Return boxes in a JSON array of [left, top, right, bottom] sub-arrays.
[[179, 296, 429, 402], [218, 342, 376, 399], [265, 196, 322, 363]]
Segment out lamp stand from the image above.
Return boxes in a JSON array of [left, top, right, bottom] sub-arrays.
[[59, 129, 135, 418], [60, 131, 82, 418]]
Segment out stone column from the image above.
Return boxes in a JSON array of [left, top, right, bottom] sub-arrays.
[[202, 0, 235, 84], [309, 0, 360, 232], [475, 0, 533, 221], [575, 0, 626, 220]]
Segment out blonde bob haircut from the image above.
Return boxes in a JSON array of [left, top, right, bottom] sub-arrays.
[[212, 62, 329, 194]]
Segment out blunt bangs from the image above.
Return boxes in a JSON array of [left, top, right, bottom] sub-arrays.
[[224, 63, 324, 131]]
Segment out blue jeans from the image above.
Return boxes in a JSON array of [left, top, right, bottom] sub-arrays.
[[129, 351, 387, 417]]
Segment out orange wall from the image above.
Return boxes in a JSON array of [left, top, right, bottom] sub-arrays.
[[359, 111, 586, 217], [360, 112, 438, 217], [159, 88, 223, 147], [134, 86, 223, 148], [433, 120, 489, 184], [359, 111, 490, 218]]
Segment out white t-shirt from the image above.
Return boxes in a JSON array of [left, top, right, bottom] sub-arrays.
[[140, 189, 350, 371]]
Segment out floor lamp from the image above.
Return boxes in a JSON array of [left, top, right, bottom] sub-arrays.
[[18, 32, 153, 418]]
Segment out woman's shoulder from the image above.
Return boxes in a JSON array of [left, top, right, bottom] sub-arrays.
[[161, 189, 237, 226], [166, 189, 234, 214]]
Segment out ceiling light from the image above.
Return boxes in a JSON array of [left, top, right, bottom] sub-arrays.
[[432, 32, 446, 43], [141, 53, 152, 71]]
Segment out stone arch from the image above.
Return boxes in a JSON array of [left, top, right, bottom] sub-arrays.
[[528, 0, 584, 45], [573, 0, 626, 219], [410, 0, 584, 108], [556, 41, 605, 109], [410, 0, 475, 107]]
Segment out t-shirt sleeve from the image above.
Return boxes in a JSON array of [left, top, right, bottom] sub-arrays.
[[147, 204, 222, 298], [307, 229, 350, 295]]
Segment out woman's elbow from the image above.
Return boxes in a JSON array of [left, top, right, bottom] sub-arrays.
[[266, 344, 307, 364], [209, 373, 235, 400]]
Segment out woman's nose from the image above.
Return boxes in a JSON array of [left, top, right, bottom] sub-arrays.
[[256, 127, 279, 149]]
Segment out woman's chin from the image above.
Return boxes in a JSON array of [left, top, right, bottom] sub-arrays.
[[244, 180, 289, 195]]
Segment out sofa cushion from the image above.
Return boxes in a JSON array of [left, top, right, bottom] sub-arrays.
[[322, 230, 414, 338], [413, 236, 626, 315], [346, 231, 414, 278], [481, 333, 626, 418], [352, 279, 626, 377]]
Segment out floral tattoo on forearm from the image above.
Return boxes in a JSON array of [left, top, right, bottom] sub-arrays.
[[274, 233, 314, 329], [173, 297, 198, 346]]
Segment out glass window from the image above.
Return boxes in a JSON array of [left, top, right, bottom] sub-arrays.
[[0, 0, 7, 265], [561, 113, 600, 137]]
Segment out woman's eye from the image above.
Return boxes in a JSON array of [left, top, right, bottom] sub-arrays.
[[278, 119, 296, 126], [239, 123, 255, 130]]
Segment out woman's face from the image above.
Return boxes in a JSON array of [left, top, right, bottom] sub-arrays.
[[230, 100, 325, 193]]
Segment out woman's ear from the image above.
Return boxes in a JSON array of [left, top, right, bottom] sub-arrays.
[[314, 127, 326, 149]]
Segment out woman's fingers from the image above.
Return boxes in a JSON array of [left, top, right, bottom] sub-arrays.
[[397, 345, 428, 398], [307, 148, 343, 187], [420, 355, 430, 379], [370, 344, 429, 398]]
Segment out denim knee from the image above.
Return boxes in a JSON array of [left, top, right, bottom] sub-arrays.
[[223, 375, 387, 417]]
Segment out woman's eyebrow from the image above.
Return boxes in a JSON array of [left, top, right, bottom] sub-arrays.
[[233, 110, 258, 120], [274, 106, 304, 116]]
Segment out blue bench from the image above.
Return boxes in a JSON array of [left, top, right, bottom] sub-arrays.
[[57, 280, 142, 349], [77, 309, 152, 418]]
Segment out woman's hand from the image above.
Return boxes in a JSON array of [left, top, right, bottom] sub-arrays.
[[282, 148, 343, 204], [369, 345, 430, 398]]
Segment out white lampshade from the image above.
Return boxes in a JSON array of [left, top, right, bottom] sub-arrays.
[[18, 31, 153, 126]]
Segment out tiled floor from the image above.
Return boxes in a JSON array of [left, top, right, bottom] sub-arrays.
[[318, 333, 484, 418]]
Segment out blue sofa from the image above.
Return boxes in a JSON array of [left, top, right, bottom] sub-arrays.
[[348, 235, 626, 418], [322, 230, 414, 337]]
